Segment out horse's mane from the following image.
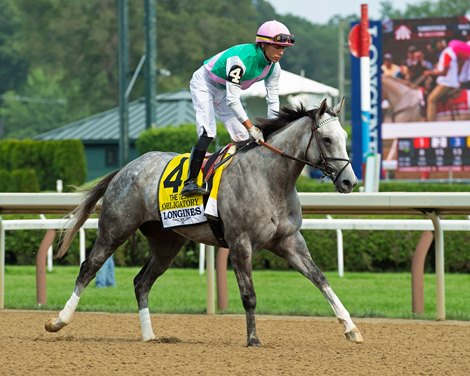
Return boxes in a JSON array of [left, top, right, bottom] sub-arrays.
[[256, 104, 336, 139]]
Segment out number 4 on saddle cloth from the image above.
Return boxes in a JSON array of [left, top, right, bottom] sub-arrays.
[[158, 144, 237, 236]]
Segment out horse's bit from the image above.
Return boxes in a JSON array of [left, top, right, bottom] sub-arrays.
[[260, 116, 352, 183]]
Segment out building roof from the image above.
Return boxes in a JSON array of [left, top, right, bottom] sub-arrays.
[[35, 90, 196, 142], [241, 70, 339, 98]]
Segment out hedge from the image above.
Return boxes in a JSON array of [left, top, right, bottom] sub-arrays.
[[0, 169, 40, 192], [136, 124, 232, 155], [0, 140, 86, 191]]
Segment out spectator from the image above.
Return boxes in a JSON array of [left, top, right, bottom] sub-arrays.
[[382, 53, 400, 77], [406, 45, 417, 66], [425, 38, 447, 64], [408, 50, 433, 85], [95, 255, 116, 288], [395, 60, 409, 80]]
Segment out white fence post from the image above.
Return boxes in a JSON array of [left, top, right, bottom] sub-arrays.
[[79, 228, 86, 265], [199, 243, 205, 275], [47, 247, 53, 272], [327, 215, 344, 277], [39, 215, 54, 272]]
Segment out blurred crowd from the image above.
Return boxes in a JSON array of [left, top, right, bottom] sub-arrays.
[[382, 39, 470, 121]]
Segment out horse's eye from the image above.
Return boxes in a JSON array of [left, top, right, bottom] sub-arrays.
[[322, 137, 332, 145]]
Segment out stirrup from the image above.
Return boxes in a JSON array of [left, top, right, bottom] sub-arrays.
[[181, 179, 208, 197]]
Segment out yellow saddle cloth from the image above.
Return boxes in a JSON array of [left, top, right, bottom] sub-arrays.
[[158, 145, 235, 229]]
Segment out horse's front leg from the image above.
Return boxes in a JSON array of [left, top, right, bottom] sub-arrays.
[[228, 241, 260, 347], [268, 231, 363, 344]]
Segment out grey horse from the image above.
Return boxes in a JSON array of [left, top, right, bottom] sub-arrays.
[[45, 99, 363, 346]]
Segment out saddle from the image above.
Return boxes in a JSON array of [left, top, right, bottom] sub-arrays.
[[200, 140, 256, 189], [201, 144, 234, 185]]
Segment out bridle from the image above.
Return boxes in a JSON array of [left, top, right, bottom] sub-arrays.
[[259, 115, 352, 183]]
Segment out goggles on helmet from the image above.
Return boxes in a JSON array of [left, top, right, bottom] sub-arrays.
[[256, 33, 295, 45]]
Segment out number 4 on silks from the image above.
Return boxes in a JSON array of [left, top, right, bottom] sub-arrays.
[[163, 157, 188, 193], [227, 65, 244, 84]]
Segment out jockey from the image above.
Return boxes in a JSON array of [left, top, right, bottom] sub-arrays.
[[181, 20, 295, 197], [424, 42, 461, 121]]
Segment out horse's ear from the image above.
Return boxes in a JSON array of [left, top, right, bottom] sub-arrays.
[[316, 98, 328, 121], [333, 97, 345, 116]]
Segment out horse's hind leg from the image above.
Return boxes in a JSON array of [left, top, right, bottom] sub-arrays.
[[268, 232, 363, 344], [133, 221, 187, 341], [45, 226, 134, 333]]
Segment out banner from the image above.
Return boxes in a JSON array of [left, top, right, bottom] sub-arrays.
[[351, 20, 383, 179]]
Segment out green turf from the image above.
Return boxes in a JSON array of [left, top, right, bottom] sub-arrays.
[[4, 266, 469, 320]]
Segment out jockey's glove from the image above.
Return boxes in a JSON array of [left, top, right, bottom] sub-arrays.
[[249, 126, 264, 143]]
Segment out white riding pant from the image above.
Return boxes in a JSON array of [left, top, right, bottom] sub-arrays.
[[190, 66, 249, 142]]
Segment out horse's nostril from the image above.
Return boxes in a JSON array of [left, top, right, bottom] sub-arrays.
[[343, 179, 352, 188]]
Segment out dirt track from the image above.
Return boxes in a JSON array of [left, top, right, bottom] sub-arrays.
[[0, 310, 469, 375]]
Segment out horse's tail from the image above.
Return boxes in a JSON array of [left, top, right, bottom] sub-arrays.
[[56, 169, 120, 258]]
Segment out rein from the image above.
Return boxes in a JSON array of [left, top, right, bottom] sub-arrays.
[[259, 116, 351, 183]]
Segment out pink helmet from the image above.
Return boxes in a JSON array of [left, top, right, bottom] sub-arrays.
[[449, 39, 470, 59], [256, 20, 295, 47]]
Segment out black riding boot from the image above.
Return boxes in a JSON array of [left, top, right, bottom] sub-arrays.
[[181, 145, 210, 197]]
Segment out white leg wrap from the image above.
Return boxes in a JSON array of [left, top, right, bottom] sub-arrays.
[[139, 308, 155, 341], [323, 286, 356, 333], [58, 292, 80, 324]]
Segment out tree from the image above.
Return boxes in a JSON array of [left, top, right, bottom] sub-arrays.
[[1, 0, 468, 140], [379, 0, 469, 19], [0, 0, 28, 95], [0, 68, 76, 138]]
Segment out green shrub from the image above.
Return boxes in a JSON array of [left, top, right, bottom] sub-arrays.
[[53, 140, 87, 190], [10, 169, 40, 192], [0, 139, 86, 191], [136, 123, 231, 155], [0, 170, 11, 191]]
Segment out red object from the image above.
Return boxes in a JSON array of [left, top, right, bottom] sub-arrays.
[[359, 4, 370, 57], [413, 138, 430, 149], [348, 4, 370, 58], [348, 24, 361, 58]]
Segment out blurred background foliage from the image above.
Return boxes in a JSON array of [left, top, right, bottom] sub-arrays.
[[0, 0, 468, 139]]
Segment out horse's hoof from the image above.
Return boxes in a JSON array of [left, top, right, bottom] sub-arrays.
[[142, 334, 156, 342], [345, 327, 364, 344], [247, 337, 261, 347], [44, 318, 67, 333]]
